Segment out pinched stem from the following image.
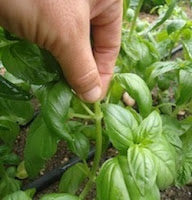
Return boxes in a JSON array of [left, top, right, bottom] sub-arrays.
[[79, 102, 103, 199]]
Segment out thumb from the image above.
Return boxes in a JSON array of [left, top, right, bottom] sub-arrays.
[[51, 15, 102, 103], [57, 40, 102, 103]]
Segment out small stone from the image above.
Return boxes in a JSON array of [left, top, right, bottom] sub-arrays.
[[123, 92, 135, 107], [178, 110, 185, 115]]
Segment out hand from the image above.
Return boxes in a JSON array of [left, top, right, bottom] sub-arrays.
[[0, 0, 122, 102]]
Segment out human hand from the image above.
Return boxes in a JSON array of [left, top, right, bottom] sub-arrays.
[[0, 0, 122, 102]]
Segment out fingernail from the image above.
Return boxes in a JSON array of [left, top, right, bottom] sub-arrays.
[[80, 86, 102, 102]]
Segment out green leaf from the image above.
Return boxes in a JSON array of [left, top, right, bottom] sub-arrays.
[[16, 161, 28, 179], [81, 124, 96, 140], [183, 39, 192, 60], [0, 176, 21, 199], [40, 193, 79, 200], [3, 71, 31, 92], [147, 61, 179, 86], [167, 19, 186, 35], [1, 153, 20, 165], [59, 163, 88, 195], [0, 118, 20, 145], [103, 104, 138, 153], [147, 136, 176, 189], [24, 116, 58, 177], [110, 80, 124, 104], [177, 128, 192, 185], [116, 73, 152, 117], [68, 133, 90, 160], [97, 157, 131, 200], [96, 156, 160, 200], [147, 0, 177, 32], [121, 36, 159, 72], [161, 115, 183, 149], [0, 75, 32, 100], [127, 145, 156, 195], [137, 111, 162, 142], [42, 81, 73, 141], [176, 69, 192, 105], [0, 98, 34, 125], [1, 41, 59, 85], [2, 191, 32, 200]]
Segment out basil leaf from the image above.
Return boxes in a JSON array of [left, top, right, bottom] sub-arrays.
[[97, 157, 131, 200], [147, 61, 179, 86], [24, 116, 58, 177], [59, 163, 88, 195], [183, 39, 192, 60], [0, 98, 34, 125], [110, 80, 124, 104], [97, 156, 160, 200], [167, 19, 186, 35], [161, 115, 184, 149], [1, 153, 20, 166], [127, 145, 156, 195], [116, 73, 152, 117], [1, 41, 59, 85], [0, 176, 21, 199], [68, 133, 90, 160], [40, 193, 79, 200], [2, 191, 32, 200], [0, 118, 19, 145], [137, 111, 162, 142], [0, 75, 32, 100], [176, 69, 192, 105], [121, 36, 159, 72], [147, 136, 176, 189], [103, 104, 138, 153], [177, 128, 192, 185], [147, 0, 177, 32], [42, 81, 73, 141]]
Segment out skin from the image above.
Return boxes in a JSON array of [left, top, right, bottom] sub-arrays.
[[0, 0, 122, 102]]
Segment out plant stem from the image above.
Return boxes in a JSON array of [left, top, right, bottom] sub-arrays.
[[129, 0, 144, 40], [69, 113, 94, 120], [80, 102, 95, 116], [79, 102, 103, 199]]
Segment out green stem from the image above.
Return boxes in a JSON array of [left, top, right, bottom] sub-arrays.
[[80, 102, 95, 116], [79, 102, 103, 199], [129, 0, 144, 40], [69, 113, 94, 120]]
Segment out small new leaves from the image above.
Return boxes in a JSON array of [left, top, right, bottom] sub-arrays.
[[136, 111, 162, 142], [102, 106, 176, 199]]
